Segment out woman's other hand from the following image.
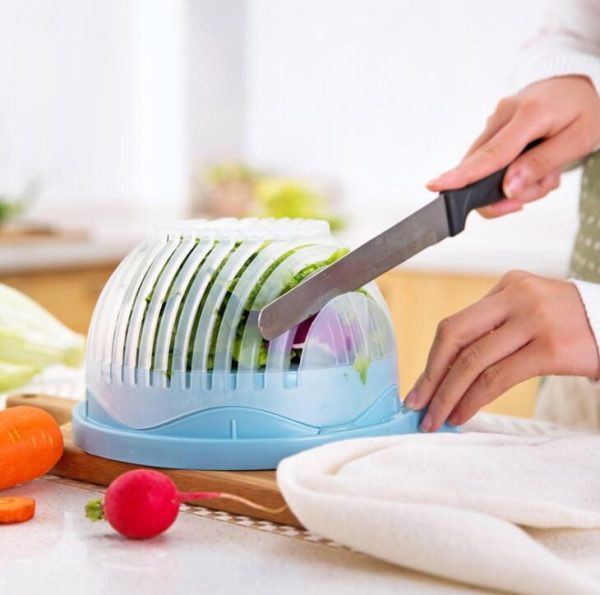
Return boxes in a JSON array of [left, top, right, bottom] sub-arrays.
[[405, 272, 600, 431]]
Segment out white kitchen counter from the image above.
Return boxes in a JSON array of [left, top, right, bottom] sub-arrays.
[[0, 476, 483, 595], [1, 367, 565, 594], [0, 226, 142, 274]]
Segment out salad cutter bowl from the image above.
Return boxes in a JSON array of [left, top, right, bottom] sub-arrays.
[[73, 218, 431, 470]]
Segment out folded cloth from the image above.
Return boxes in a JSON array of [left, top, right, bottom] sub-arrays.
[[277, 429, 600, 595]]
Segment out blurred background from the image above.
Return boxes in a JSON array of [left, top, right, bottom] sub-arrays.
[[0, 0, 579, 416]]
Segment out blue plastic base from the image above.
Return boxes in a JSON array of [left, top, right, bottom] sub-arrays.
[[72, 399, 456, 471]]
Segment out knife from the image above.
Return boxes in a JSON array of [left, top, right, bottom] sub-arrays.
[[258, 142, 540, 340]]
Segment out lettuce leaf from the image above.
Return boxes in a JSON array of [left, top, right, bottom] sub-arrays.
[[0, 283, 85, 390], [0, 361, 40, 392]]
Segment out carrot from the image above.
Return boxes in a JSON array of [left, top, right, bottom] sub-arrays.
[[0, 406, 63, 490], [0, 496, 35, 523]]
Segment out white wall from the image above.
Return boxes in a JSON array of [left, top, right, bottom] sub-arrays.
[[0, 0, 248, 228], [188, 0, 246, 169], [0, 1, 584, 276], [243, 0, 581, 276], [0, 0, 189, 225]]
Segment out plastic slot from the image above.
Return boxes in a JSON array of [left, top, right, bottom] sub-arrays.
[[109, 235, 169, 377], [122, 237, 183, 383], [190, 240, 264, 382], [86, 237, 149, 366], [236, 245, 340, 381], [152, 240, 215, 385], [170, 240, 236, 377], [212, 240, 301, 375], [137, 237, 197, 386]]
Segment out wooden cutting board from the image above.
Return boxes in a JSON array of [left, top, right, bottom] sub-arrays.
[[6, 394, 301, 528]]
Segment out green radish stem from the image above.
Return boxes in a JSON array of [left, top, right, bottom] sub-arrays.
[[85, 499, 105, 521]]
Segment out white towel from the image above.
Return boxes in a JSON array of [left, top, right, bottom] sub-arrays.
[[277, 427, 600, 595]]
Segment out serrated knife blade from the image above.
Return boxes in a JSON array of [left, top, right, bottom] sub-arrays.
[[258, 196, 450, 340], [258, 140, 541, 340]]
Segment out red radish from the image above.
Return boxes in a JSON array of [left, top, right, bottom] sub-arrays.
[[85, 469, 286, 540]]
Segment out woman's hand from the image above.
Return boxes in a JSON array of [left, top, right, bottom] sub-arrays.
[[404, 271, 600, 431], [427, 76, 600, 218]]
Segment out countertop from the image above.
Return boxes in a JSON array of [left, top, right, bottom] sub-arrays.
[[0, 226, 142, 274], [0, 477, 483, 595], [0, 367, 563, 595]]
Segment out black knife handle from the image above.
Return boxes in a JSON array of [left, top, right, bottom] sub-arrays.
[[443, 139, 542, 236]]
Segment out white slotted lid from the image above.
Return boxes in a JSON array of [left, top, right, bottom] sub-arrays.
[[154, 218, 333, 243]]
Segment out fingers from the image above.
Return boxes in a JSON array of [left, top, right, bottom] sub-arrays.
[[446, 341, 543, 426], [427, 76, 600, 205], [404, 293, 508, 411], [477, 198, 523, 219], [508, 169, 561, 203], [418, 321, 528, 432], [478, 169, 561, 218], [426, 98, 518, 192], [426, 106, 548, 192], [411, 272, 600, 430], [503, 120, 591, 198], [463, 98, 518, 159]]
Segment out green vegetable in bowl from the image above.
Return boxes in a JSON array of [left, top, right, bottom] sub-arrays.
[[230, 246, 351, 370], [0, 284, 85, 391], [153, 240, 367, 379], [353, 355, 371, 385], [279, 247, 349, 296], [193, 245, 347, 372]]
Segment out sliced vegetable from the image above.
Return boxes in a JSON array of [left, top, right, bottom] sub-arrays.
[[279, 247, 349, 296], [353, 355, 371, 385], [0, 406, 64, 490], [0, 497, 35, 523], [157, 242, 359, 375]]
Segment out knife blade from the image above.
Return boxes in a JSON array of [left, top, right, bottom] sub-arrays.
[[258, 142, 540, 340]]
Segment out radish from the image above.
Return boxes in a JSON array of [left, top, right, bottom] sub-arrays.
[[85, 469, 286, 540]]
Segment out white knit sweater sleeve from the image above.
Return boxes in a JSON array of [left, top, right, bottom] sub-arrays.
[[510, 0, 600, 95], [512, 1, 600, 362], [571, 279, 600, 362]]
